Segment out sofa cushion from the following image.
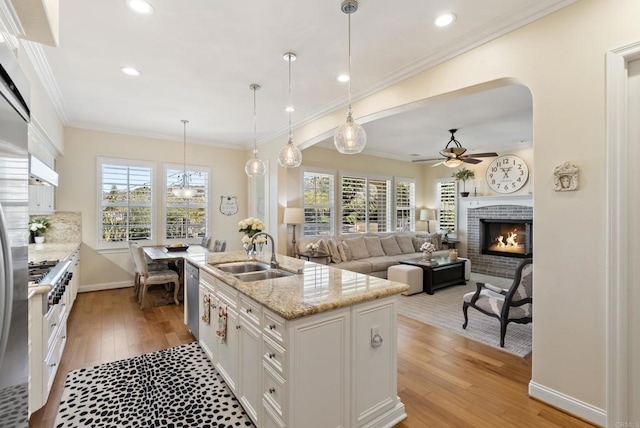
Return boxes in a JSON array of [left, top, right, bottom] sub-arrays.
[[316, 239, 329, 254], [395, 234, 415, 254], [380, 235, 403, 256], [344, 237, 370, 260], [334, 260, 373, 274], [367, 256, 399, 272], [327, 238, 342, 263], [364, 236, 385, 257]]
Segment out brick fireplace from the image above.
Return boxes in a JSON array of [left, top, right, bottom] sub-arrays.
[[467, 204, 533, 278]]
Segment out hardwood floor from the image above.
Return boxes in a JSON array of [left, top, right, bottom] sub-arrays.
[[29, 288, 595, 428]]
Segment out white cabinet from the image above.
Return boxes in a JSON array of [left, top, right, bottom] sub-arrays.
[[29, 185, 54, 214], [239, 295, 262, 425], [197, 268, 404, 428]]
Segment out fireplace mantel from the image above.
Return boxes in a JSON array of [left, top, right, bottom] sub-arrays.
[[463, 194, 533, 209]]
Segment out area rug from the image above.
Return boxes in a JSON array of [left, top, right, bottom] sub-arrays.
[[397, 272, 532, 357], [55, 342, 254, 427]]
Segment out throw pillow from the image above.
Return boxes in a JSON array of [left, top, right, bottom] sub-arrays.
[[395, 235, 415, 254], [380, 235, 403, 256], [327, 238, 342, 264], [345, 236, 369, 260], [364, 237, 385, 257], [337, 241, 349, 261], [412, 236, 428, 252], [316, 239, 329, 254], [428, 233, 443, 251], [338, 242, 350, 262]]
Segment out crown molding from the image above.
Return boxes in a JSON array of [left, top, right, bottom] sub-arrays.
[[0, 0, 23, 52], [20, 39, 69, 123]]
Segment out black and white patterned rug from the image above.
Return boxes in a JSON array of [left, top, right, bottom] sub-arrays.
[[55, 342, 254, 427]]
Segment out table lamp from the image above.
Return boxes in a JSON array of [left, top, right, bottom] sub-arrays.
[[283, 207, 304, 254]]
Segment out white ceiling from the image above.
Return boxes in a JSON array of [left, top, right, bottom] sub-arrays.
[[33, 0, 572, 156]]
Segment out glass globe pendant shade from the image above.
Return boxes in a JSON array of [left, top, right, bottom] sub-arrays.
[[245, 149, 266, 177], [334, 113, 366, 154], [444, 158, 464, 168], [277, 139, 302, 168]]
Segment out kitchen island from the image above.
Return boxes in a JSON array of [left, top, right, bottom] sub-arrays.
[[188, 250, 408, 428]]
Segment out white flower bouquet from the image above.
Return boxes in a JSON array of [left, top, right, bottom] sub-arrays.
[[238, 217, 265, 238], [420, 242, 436, 253], [29, 218, 50, 237], [306, 242, 319, 252]]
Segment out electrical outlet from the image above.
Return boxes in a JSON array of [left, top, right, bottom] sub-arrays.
[[371, 326, 380, 341]]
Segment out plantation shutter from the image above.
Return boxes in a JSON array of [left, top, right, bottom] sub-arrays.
[[340, 175, 391, 233], [395, 180, 415, 231], [303, 171, 334, 236], [166, 167, 209, 240], [437, 180, 457, 233]]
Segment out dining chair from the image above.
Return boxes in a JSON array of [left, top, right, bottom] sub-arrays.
[[128, 241, 169, 296], [201, 235, 212, 249], [132, 244, 181, 309], [212, 239, 226, 252]]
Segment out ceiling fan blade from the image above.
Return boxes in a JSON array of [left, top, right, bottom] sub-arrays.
[[431, 161, 445, 167], [462, 158, 483, 164], [461, 152, 498, 158], [412, 158, 443, 163]]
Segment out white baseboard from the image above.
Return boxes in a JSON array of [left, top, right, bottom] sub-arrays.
[[528, 381, 606, 427], [79, 281, 133, 293]]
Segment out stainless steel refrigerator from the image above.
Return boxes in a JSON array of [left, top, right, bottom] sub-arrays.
[[0, 43, 31, 427]]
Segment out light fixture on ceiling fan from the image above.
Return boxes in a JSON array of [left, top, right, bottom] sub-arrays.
[[173, 119, 196, 199], [412, 128, 498, 168]]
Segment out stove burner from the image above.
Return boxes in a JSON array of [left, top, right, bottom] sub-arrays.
[[28, 260, 60, 283]]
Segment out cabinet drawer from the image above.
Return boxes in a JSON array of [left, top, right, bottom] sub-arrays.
[[263, 364, 285, 418], [263, 400, 286, 428], [263, 310, 285, 346], [43, 304, 61, 350], [239, 295, 261, 327], [44, 323, 66, 394], [263, 336, 286, 377], [200, 269, 217, 289], [215, 279, 238, 310]]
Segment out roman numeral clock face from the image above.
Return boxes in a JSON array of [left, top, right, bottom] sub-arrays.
[[486, 155, 529, 193]]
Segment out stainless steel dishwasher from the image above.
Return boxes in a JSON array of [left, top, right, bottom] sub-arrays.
[[185, 261, 199, 340]]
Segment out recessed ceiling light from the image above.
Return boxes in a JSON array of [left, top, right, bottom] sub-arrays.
[[126, 0, 154, 15], [434, 12, 456, 27], [337, 74, 350, 83], [285, 106, 295, 113], [120, 67, 141, 76]]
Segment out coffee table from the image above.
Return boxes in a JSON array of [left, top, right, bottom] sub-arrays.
[[399, 257, 466, 295]]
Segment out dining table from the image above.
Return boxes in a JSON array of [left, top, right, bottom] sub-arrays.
[[142, 244, 209, 305]]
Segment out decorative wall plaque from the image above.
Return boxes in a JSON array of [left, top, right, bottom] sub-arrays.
[[220, 196, 238, 215], [553, 162, 579, 191]]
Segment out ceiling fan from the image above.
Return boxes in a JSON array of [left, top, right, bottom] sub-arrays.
[[412, 129, 498, 168]]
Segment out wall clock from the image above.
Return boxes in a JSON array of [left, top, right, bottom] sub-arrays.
[[486, 155, 529, 194]]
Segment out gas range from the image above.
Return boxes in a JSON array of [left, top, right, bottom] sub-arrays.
[[29, 260, 73, 314]]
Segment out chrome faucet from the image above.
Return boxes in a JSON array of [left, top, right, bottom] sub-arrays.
[[250, 232, 279, 269]]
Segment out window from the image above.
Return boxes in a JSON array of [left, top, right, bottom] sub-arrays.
[[436, 179, 457, 234], [165, 165, 209, 241], [340, 174, 390, 233], [98, 158, 154, 247], [395, 179, 415, 231], [302, 171, 334, 236]]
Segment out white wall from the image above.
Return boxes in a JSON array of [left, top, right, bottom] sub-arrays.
[[254, 0, 640, 422], [56, 127, 248, 289]]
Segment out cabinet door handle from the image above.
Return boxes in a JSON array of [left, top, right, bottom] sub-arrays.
[[268, 388, 275, 394], [371, 333, 384, 348], [50, 323, 57, 327], [246, 308, 252, 314], [268, 353, 275, 359], [268, 324, 276, 330], [49, 363, 56, 367], [236, 325, 241, 330]]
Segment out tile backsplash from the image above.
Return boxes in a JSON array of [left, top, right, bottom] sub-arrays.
[[30, 211, 81, 243]]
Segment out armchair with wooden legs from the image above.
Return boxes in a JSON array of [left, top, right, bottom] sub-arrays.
[[462, 258, 533, 347], [131, 243, 180, 309]]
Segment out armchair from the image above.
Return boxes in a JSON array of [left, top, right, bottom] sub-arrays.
[[462, 258, 533, 347]]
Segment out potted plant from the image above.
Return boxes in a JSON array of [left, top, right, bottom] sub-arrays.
[[452, 167, 475, 197]]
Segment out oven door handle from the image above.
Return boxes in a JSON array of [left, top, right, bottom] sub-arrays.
[[0, 201, 14, 369]]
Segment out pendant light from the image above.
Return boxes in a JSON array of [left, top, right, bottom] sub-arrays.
[[245, 84, 266, 177], [172, 119, 196, 199], [334, 0, 366, 154], [277, 52, 302, 168]]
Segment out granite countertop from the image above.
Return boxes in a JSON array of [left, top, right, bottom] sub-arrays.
[[28, 242, 80, 264], [192, 251, 409, 321]]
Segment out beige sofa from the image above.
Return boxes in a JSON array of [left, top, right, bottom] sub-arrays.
[[296, 232, 471, 280]]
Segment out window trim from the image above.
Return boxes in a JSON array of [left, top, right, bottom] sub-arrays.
[[301, 167, 336, 237], [339, 170, 392, 235], [96, 157, 156, 250], [394, 176, 416, 232], [163, 162, 211, 244]]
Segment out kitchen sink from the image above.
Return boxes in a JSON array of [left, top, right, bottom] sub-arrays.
[[213, 261, 271, 274], [233, 269, 295, 282]]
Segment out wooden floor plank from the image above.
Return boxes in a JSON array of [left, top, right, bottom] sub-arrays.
[[29, 289, 595, 428]]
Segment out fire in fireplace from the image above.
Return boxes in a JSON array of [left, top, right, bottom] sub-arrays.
[[480, 219, 533, 258]]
